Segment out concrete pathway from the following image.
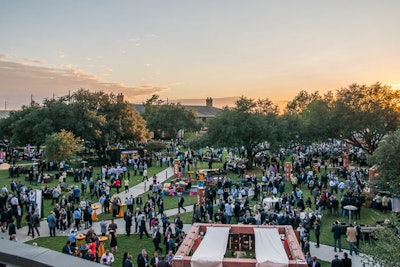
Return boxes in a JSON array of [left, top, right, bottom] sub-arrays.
[[0, 166, 365, 266]]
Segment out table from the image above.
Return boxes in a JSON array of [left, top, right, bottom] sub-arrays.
[[116, 203, 126, 218], [76, 234, 86, 247], [92, 205, 99, 221], [98, 236, 108, 257], [263, 197, 281, 209], [360, 227, 377, 245], [344, 205, 358, 225]]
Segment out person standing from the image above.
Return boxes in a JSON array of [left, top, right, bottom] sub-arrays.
[[8, 218, 16, 240], [124, 209, 132, 237], [137, 249, 149, 267], [178, 194, 186, 213], [152, 226, 163, 253], [124, 254, 133, 267], [346, 224, 358, 255], [302, 237, 310, 256], [73, 207, 81, 231], [354, 221, 361, 249], [331, 254, 344, 267], [47, 211, 57, 237], [134, 208, 142, 233], [100, 219, 108, 236], [29, 211, 40, 238], [314, 220, 321, 248], [150, 251, 161, 267], [124, 178, 130, 193], [331, 221, 342, 252], [109, 229, 118, 254], [139, 215, 149, 239], [126, 195, 134, 213], [16, 205, 23, 229], [341, 252, 352, 267], [311, 256, 321, 267]]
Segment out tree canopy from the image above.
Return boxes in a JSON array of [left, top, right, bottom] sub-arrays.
[[142, 94, 201, 139], [368, 129, 400, 195], [44, 130, 82, 162], [0, 89, 149, 160], [202, 96, 279, 168]]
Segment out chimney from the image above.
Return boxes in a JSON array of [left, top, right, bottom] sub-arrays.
[[206, 97, 213, 107], [117, 93, 124, 103]]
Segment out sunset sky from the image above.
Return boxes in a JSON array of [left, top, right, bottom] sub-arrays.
[[1, 1, 400, 110]]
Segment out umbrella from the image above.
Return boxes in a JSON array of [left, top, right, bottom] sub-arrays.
[[0, 163, 11, 170]]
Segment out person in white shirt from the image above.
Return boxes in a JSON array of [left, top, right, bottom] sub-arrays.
[[100, 250, 115, 266]]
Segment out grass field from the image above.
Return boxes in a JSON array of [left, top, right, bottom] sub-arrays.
[[1, 156, 392, 266]]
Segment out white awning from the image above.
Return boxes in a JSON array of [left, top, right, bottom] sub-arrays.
[[191, 226, 230, 267], [254, 228, 289, 267]]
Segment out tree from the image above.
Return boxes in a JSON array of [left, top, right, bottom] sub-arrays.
[[204, 96, 279, 168], [142, 95, 201, 138], [284, 90, 322, 115], [368, 129, 400, 194], [44, 130, 82, 162], [361, 213, 400, 266], [0, 89, 150, 162], [145, 140, 167, 154], [332, 83, 400, 154]]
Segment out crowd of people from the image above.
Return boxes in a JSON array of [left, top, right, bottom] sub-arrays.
[[0, 140, 386, 267]]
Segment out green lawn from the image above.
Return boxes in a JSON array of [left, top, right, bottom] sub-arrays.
[[3, 156, 394, 264]]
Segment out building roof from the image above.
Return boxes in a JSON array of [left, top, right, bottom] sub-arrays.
[[132, 104, 221, 118]]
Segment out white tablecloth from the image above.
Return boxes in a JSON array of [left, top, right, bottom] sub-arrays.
[[263, 198, 281, 209]]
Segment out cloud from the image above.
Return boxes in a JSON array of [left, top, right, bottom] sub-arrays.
[[0, 60, 170, 109]]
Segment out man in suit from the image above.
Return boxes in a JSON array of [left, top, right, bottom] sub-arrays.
[[137, 248, 149, 267], [136, 196, 143, 211], [331, 221, 342, 252], [139, 215, 149, 239], [310, 256, 321, 267], [178, 195, 186, 213], [124, 209, 133, 236], [134, 207, 142, 233], [150, 251, 161, 267], [331, 254, 344, 267], [152, 226, 163, 253]]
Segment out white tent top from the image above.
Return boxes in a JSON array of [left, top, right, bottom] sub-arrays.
[[191, 226, 230, 267], [254, 228, 289, 267]]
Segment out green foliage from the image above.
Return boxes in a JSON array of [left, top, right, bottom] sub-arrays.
[[143, 95, 201, 138], [361, 213, 400, 266], [331, 83, 400, 154], [44, 130, 83, 162], [0, 89, 150, 160], [145, 140, 167, 153], [204, 96, 279, 167], [368, 130, 400, 195]]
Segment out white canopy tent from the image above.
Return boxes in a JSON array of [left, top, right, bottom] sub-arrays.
[[254, 228, 289, 267], [191, 226, 230, 267]]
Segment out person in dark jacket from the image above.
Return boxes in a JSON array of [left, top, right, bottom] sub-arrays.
[[341, 252, 352, 267], [137, 249, 149, 267], [331, 254, 344, 267], [331, 221, 342, 252], [8, 218, 16, 240]]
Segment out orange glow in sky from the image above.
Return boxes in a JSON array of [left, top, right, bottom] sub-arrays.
[[0, 1, 399, 110]]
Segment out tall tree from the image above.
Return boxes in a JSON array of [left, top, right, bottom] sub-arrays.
[[44, 130, 82, 163], [204, 96, 279, 168], [332, 83, 400, 154], [142, 95, 201, 139], [368, 129, 400, 194]]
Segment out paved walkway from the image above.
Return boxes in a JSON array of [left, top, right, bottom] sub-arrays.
[[0, 166, 364, 266]]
